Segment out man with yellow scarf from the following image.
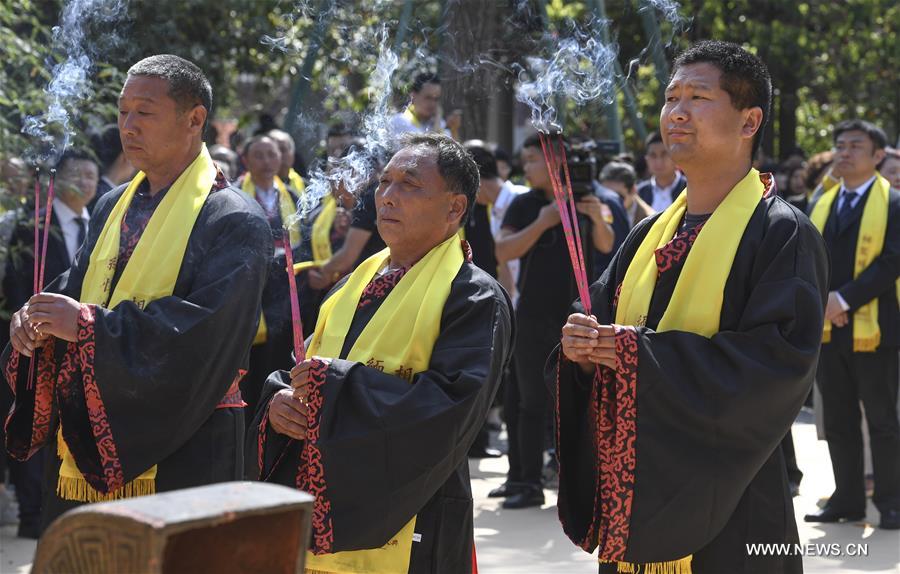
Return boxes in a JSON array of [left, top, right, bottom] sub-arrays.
[[4, 55, 271, 530], [248, 133, 513, 574], [556, 41, 829, 574], [804, 120, 900, 530]]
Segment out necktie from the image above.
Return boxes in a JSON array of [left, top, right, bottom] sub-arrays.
[[838, 191, 858, 227], [75, 217, 87, 250]]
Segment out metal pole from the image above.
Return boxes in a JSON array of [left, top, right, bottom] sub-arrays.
[[591, 0, 623, 147], [284, 0, 333, 134], [394, 0, 414, 52], [639, 0, 670, 93]]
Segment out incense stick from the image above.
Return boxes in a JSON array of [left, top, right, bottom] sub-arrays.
[[37, 169, 56, 291], [282, 229, 306, 363]]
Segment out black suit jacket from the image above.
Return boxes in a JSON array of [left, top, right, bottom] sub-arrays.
[[637, 173, 687, 207], [808, 180, 900, 350], [2, 210, 72, 315]]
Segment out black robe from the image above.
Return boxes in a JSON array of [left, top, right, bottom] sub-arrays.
[[248, 252, 514, 574], [554, 194, 829, 573], [3, 173, 272, 526]]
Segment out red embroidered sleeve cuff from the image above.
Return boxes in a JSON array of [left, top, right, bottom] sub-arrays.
[[297, 356, 335, 555]]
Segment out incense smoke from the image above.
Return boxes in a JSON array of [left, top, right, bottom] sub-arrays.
[[21, 0, 128, 165], [516, 20, 619, 132], [290, 27, 400, 221]]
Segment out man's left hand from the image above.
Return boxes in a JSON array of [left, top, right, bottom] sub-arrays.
[[576, 195, 612, 224], [825, 291, 847, 322], [25, 293, 81, 342]]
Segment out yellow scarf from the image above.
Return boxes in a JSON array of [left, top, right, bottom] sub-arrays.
[[610, 169, 765, 574], [809, 173, 892, 351], [293, 194, 338, 275], [304, 234, 464, 574], [240, 174, 301, 246], [289, 168, 306, 196], [57, 145, 216, 502]]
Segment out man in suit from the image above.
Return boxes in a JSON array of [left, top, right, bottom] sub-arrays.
[[637, 131, 687, 212], [804, 120, 900, 530], [89, 124, 134, 214], [0, 148, 96, 537]]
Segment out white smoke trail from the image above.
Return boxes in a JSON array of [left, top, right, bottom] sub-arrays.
[[21, 0, 128, 165]]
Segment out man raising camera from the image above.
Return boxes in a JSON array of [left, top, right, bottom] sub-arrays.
[[492, 133, 615, 508]]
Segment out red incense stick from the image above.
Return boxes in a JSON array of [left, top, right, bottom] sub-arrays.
[[538, 132, 592, 314], [37, 169, 56, 291], [282, 229, 306, 363]]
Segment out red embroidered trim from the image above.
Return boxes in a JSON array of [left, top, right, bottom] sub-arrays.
[[4, 349, 18, 392], [4, 345, 56, 461], [596, 326, 639, 562], [654, 222, 705, 275], [297, 357, 335, 554], [358, 267, 408, 310], [76, 304, 126, 493], [216, 369, 247, 409], [760, 172, 775, 198], [29, 344, 57, 457], [461, 239, 474, 263], [612, 283, 622, 309], [257, 398, 271, 480]]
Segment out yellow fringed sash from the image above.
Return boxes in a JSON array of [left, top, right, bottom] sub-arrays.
[[304, 234, 464, 574], [58, 145, 217, 502], [611, 169, 765, 573], [292, 194, 338, 275], [809, 174, 892, 351]]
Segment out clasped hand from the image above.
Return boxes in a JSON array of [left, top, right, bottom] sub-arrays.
[[560, 313, 617, 373]]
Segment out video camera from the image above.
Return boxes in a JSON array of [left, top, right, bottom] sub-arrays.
[[560, 139, 621, 198]]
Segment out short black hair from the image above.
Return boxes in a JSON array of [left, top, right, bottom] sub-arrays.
[[521, 131, 566, 153], [466, 145, 499, 181], [672, 40, 772, 158], [599, 161, 637, 189], [327, 122, 352, 138], [411, 72, 440, 93], [127, 55, 213, 125], [56, 148, 96, 172], [241, 134, 278, 157], [399, 133, 479, 226], [90, 124, 123, 171], [644, 131, 664, 150], [833, 119, 888, 151]]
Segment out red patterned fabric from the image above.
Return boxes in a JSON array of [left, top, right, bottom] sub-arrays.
[[654, 221, 705, 275], [74, 303, 126, 493], [358, 267, 408, 310], [3, 349, 18, 392], [595, 325, 639, 561], [217, 369, 247, 409], [297, 357, 335, 554], [4, 345, 56, 461], [461, 238, 474, 263]]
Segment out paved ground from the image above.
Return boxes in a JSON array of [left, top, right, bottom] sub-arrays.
[[2, 412, 898, 573]]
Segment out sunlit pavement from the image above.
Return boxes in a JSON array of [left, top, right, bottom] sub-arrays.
[[2, 411, 898, 573]]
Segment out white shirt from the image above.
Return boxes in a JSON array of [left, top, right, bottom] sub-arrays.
[[255, 185, 279, 216], [649, 173, 685, 212], [490, 180, 528, 307], [389, 109, 450, 137], [52, 198, 90, 263], [838, 174, 877, 213]]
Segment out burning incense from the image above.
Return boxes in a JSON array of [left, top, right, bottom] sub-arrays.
[[282, 229, 306, 363], [538, 132, 592, 314], [37, 169, 57, 291]]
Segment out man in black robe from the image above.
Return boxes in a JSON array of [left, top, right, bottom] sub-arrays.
[[4, 55, 271, 530], [248, 133, 513, 573], [555, 41, 828, 573]]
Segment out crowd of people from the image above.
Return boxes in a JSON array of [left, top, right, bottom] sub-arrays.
[[0, 39, 897, 573]]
